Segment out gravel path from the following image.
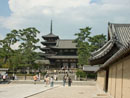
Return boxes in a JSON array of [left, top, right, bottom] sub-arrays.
[[28, 85, 99, 98]]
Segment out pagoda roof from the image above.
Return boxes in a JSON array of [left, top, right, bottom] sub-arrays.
[[40, 47, 50, 51], [41, 41, 56, 44], [41, 41, 57, 45], [52, 39, 77, 49], [89, 23, 130, 65], [42, 33, 59, 38], [48, 55, 78, 59], [42, 20, 59, 39]]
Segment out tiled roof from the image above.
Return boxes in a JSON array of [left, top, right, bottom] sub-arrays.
[[42, 33, 59, 38], [90, 40, 114, 60], [89, 23, 130, 65], [35, 60, 50, 65], [40, 47, 50, 51], [41, 41, 56, 44], [53, 40, 77, 49], [99, 42, 130, 71], [108, 23, 130, 47], [48, 55, 78, 59], [83, 65, 99, 72]]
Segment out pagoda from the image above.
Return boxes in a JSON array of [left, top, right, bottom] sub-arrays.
[[40, 21, 78, 70], [41, 20, 59, 59]]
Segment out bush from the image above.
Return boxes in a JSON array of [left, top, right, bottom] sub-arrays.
[[87, 73, 96, 79], [76, 69, 86, 78]]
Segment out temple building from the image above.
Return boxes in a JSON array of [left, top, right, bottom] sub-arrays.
[[40, 21, 78, 70], [89, 23, 130, 98]]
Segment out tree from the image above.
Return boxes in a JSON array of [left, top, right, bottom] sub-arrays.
[[74, 27, 107, 66], [18, 27, 40, 69], [0, 27, 40, 74], [0, 30, 19, 66], [76, 69, 86, 78], [74, 27, 91, 65], [88, 34, 106, 52]]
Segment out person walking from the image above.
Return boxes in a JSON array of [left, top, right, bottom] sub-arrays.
[[63, 75, 66, 86], [3, 74, 6, 82], [68, 77, 72, 87], [33, 75, 37, 85], [45, 75, 50, 87], [50, 76, 54, 87]]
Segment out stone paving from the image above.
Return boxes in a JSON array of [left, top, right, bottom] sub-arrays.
[[0, 84, 57, 98], [28, 85, 99, 98], [0, 81, 104, 98]]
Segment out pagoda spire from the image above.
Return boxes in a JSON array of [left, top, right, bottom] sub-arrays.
[[50, 20, 53, 34]]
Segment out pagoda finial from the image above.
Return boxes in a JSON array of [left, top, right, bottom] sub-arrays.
[[50, 20, 53, 34]]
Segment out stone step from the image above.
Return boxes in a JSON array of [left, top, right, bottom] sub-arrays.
[[10, 80, 96, 86], [14, 73, 77, 80]]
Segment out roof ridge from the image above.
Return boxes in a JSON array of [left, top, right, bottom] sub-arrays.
[[110, 23, 130, 25], [59, 39, 75, 41]]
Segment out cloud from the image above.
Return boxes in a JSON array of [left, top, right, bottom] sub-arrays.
[[11, 42, 21, 50], [0, 0, 130, 40], [0, 34, 4, 40]]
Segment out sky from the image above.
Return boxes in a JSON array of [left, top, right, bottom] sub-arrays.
[[0, 0, 130, 50]]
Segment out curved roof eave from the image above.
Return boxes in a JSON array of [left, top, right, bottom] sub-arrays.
[[89, 40, 114, 61], [101, 43, 130, 69]]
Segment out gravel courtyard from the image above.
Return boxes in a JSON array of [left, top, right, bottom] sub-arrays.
[[0, 81, 102, 98], [28, 85, 99, 98]]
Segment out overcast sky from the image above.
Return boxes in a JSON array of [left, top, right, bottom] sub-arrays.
[[0, 0, 130, 49]]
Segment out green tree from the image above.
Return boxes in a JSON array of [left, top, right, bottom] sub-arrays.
[[0, 30, 19, 66], [88, 34, 106, 52], [18, 27, 40, 69], [0, 27, 40, 73], [9, 50, 23, 71], [76, 69, 86, 78], [74, 27, 91, 65], [74, 27, 106, 66]]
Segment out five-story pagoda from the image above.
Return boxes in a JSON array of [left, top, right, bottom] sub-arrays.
[[40, 21, 78, 70], [41, 20, 59, 60]]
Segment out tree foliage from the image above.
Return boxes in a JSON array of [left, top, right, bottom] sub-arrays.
[[76, 69, 86, 78], [0, 27, 40, 70], [88, 34, 106, 52], [74, 27, 91, 65], [18, 28, 40, 68], [74, 27, 106, 66], [0, 30, 19, 65]]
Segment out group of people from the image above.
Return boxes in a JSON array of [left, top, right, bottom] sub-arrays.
[[44, 75, 54, 87], [33, 74, 54, 87], [63, 75, 72, 86], [33, 74, 72, 87]]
